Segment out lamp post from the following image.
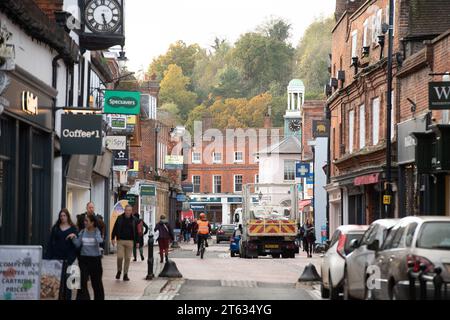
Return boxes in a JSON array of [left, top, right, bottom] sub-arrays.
[[384, 0, 394, 219]]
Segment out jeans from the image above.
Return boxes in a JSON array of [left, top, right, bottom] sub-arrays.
[[184, 232, 191, 242]]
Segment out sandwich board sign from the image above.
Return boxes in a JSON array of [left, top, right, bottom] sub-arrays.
[[0, 246, 42, 300]]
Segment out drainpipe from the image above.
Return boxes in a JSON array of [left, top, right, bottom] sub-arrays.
[[52, 54, 70, 209]]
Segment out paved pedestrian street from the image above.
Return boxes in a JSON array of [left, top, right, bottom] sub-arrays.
[[96, 239, 322, 300]]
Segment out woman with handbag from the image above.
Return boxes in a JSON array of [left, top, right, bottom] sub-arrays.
[[154, 214, 174, 263]]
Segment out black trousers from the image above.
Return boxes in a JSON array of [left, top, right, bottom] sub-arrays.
[[77, 256, 105, 300], [197, 234, 209, 252]]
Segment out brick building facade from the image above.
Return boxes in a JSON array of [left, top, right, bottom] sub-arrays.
[[326, 0, 450, 233]]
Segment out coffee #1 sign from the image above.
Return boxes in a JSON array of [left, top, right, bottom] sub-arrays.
[[61, 114, 103, 155]]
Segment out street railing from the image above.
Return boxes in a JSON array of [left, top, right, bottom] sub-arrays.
[[408, 263, 449, 300]]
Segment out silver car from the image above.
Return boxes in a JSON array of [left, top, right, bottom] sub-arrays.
[[372, 216, 450, 300], [343, 219, 399, 300], [320, 225, 369, 299]]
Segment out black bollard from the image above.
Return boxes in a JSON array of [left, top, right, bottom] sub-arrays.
[[146, 234, 154, 280], [433, 267, 443, 300], [298, 263, 322, 282]]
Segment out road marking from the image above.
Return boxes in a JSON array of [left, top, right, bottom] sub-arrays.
[[221, 280, 258, 288]]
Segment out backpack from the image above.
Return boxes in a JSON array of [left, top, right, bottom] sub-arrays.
[[137, 220, 144, 237]]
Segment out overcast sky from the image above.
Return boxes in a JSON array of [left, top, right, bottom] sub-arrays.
[[124, 0, 335, 72]]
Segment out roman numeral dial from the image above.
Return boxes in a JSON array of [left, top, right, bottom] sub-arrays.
[[84, 0, 122, 33]]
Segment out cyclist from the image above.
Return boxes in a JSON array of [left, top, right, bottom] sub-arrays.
[[196, 213, 211, 256]]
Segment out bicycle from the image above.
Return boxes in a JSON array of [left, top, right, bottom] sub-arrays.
[[198, 235, 207, 259]]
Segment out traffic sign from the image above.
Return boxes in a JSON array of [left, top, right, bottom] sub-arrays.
[[383, 195, 392, 205]]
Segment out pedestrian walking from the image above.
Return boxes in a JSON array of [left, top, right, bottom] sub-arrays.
[[183, 219, 192, 243], [154, 214, 174, 263], [111, 205, 139, 281], [133, 213, 149, 261], [305, 218, 316, 258], [76, 202, 106, 249], [45, 208, 78, 300], [191, 220, 198, 244], [68, 214, 105, 300]]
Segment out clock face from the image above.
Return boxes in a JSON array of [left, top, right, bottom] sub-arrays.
[[289, 120, 301, 132], [85, 0, 122, 33]]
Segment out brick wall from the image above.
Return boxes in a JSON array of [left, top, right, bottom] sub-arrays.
[[302, 100, 326, 160], [33, 0, 63, 21]]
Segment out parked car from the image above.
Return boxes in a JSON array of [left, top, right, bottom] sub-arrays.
[[216, 224, 236, 243], [321, 225, 369, 299], [343, 219, 399, 300], [371, 216, 450, 300]]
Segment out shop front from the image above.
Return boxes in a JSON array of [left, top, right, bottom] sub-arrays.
[[0, 66, 55, 245]]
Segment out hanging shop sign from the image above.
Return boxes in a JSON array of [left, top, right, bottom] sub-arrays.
[[182, 183, 194, 193], [113, 145, 129, 167], [165, 155, 184, 170], [61, 114, 103, 155], [176, 194, 187, 202], [104, 90, 141, 115], [429, 82, 450, 110], [296, 162, 311, 178], [105, 136, 127, 151], [312, 120, 329, 138], [125, 194, 136, 206], [140, 185, 156, 196], [0, 246, 42, 300], [109, 115, 127, 130]]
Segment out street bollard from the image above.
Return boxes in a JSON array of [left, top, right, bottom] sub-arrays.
[[146, 234, 154, 280], [433, 267, 443, 300], [407, 262, 416, 300], [418, 264, 427, 300]]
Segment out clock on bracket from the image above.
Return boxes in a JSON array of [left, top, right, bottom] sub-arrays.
[[85, 0, 122, 33], [289, 119, 301, 132], [80, 0, 125, 51]]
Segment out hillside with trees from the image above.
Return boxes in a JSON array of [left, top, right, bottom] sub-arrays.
[[147, 16, 334, 131]]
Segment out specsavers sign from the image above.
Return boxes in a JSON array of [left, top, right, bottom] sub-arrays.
[[104, 90, 141, 115]]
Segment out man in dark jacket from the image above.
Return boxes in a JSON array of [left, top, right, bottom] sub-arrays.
[[111, 205, 138, 281], [154, 214, 174, 263], [77, 202, 106, 248]]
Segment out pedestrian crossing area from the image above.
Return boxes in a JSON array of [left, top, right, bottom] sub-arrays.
[[220, 280, 258, 288]]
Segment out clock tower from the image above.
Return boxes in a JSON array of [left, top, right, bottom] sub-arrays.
[[284, 79, 304, 140]]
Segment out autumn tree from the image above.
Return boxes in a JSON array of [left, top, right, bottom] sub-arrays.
[[294, 16, 334, 98], [148, 40, 202, 80], [159, 64, 197, 121]]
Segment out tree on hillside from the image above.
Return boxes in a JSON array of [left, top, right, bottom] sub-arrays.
[[159, 64, 197, 121], [148, 40, 202, 80], [233, 18, 294, 97], [294, 16, 334, 98]]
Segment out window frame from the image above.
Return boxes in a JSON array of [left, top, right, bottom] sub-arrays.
[[349, 109, 355, 153], [351, 30, 358, 61], [372, 97, 380, 145], [363, 19, 369, 47], [234, 175, 243, 193], [234, 151, 244, 163], [212, 152, 222, 164], [359, 104, 366, 149], [192, 152, 202, 164], [192, 175, 201, 193], [213, 175, 222, 194], [283, 160, 296, 181]]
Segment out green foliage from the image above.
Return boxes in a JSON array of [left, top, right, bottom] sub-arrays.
[[294, 16, 334, 98], [159, 64, 198, 121], [148, 40, 202, 80]]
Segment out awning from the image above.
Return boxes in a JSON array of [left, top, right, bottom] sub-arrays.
[[299, 199, 312, 211], [354, 173, 380, 186]]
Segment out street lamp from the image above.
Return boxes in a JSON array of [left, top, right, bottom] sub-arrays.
[[384, 0, 394, 219], [117, 48, 128, 71]]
